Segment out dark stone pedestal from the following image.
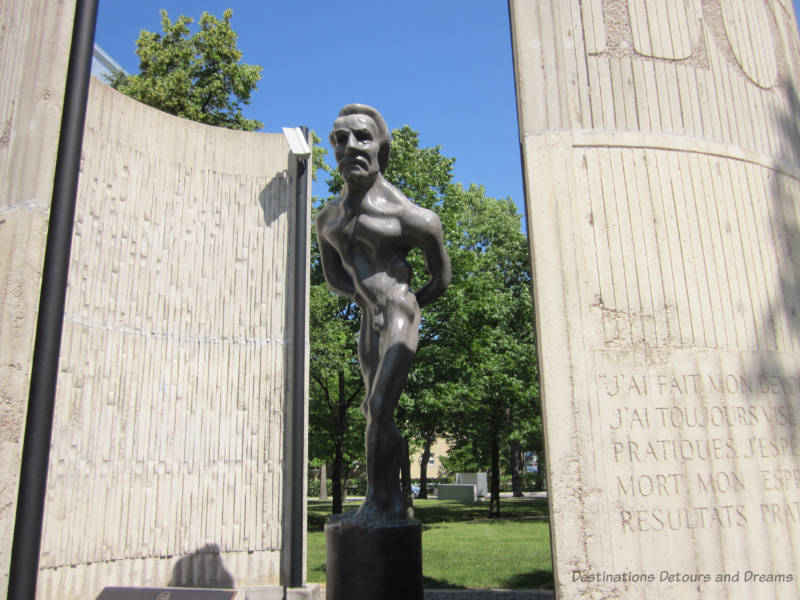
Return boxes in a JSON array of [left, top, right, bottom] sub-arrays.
[[325, 518, 423, 600]]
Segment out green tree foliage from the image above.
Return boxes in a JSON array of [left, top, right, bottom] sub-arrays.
[[311, 132, 330, 182], [381, 128, 539, 516], [434, 182, 539, 517], [308, 276, 365, 513], [383, 127, 459, 502], [108, 9, 263, 131], [308, 199, 366, 513]]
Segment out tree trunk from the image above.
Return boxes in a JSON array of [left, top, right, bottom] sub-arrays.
[[342, 464, 351, 504], [539, 448, 546, 490], [418, 439, 432, 499], [319, 464, 328, 500], [534, 442, 546, 491], [331, 446, 344, 514], [488, 432, 501, 518], [401, 436, 414, 518], [510, 438, 524, 497], [331, 370, 349, 514]]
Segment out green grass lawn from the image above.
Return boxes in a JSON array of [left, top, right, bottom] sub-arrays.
[[307, 497, 554, 590]]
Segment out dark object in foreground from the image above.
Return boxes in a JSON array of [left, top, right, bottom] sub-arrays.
[[325, 515, 423, 600]]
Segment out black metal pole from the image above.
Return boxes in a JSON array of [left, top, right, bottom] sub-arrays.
[[7, 1, 98, 598], [290, 127, 310, 589]]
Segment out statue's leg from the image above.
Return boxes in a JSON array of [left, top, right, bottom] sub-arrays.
[[359, 297, 420, 521], [358, 309, 379, 411]]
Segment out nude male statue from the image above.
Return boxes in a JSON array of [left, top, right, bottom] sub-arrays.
[[317, 104, 451, 523]]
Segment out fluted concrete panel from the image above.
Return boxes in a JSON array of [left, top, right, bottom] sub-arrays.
[[0, 1, 76, 596], [32, 80, 308, 597], [721, 0, 778, 87], [510, 1, 800, 598], [628, 0, 697, 60]]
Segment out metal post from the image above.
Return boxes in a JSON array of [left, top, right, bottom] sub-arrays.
[[290, 127, 310, 589], [7, 1, 98, 598]]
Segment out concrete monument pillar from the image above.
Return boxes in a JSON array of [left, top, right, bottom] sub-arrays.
[[510, 1, 800, 598], [0, 1, 77, 595]]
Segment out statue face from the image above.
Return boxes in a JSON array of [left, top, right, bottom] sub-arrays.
[[331, 114, 382, 188]]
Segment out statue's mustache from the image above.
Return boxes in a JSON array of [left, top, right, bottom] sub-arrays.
[[340, 154, 370, 170]]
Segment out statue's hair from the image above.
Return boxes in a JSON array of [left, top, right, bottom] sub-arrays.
[[332, 103, 391, 173]]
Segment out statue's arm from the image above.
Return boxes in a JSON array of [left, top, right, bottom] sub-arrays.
[[320, 238, 356, 299], [317, 214, 356, 299], [413, 210, 451, 308]]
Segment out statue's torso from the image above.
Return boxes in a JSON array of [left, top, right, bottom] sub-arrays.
[[323, 187, 419, 313]]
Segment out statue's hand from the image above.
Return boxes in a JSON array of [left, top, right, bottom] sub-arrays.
[[415, 281, 438, 308], [353, 290, 365, 307]]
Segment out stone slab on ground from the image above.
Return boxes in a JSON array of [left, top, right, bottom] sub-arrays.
[[242, 585, 284, 600], [436, 484, 477, 502], [284, 585, 321, 600], [454, 473, 488, 497]]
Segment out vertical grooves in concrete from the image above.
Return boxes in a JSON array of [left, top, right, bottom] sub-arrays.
[[30, 80, 301, 597], [0, 1, 77, 596], [510, 0, 800, 597]]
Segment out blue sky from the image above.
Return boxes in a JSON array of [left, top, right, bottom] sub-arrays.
[[94, 2, 523, 211], [95, 2, 800, 216]]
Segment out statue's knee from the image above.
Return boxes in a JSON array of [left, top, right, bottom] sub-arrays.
[[367, 394, 393, 424]]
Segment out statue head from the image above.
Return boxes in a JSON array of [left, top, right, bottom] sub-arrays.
[[330, 104, 390, 187]]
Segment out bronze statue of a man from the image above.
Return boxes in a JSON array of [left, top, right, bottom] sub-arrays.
[[317, 104, 451, 523]]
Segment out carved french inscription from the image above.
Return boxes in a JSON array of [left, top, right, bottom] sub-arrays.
[[594, 350, 800, 536]]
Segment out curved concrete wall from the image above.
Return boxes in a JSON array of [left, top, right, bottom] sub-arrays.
[[0, 1, 77, 595], [511, 1, 800, 598], [28, 79, 308, 597], [0, 71, 309, 598]]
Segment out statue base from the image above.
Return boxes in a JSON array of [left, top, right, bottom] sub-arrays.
[[324, 516, 423, 600]]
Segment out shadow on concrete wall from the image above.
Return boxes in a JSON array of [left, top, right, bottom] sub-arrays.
[[773, 81, 800, 327], [753, 79, 800, 437], [168, 543, 235, 588], [259, 170, 290, 227]]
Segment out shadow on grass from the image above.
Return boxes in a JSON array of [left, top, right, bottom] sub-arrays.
[[501, 570, 555, 590], [307, 511, 328, 533], [308, 497, 550, 532], [307, 500, 363, 532], [414, 498, 549, 524], [422, 576, 468, 590], [307, 498, 553, 591]]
